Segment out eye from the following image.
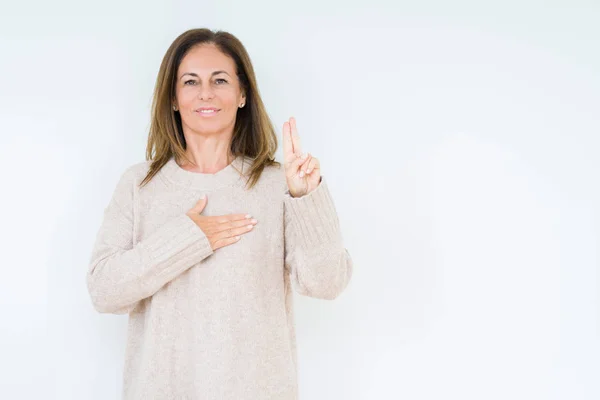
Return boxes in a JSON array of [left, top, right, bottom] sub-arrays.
[[215, 78, 228, 84], [184, 80, 196, 85]]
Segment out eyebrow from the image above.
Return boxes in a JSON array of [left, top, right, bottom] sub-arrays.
[[180, 71, 231, 79]]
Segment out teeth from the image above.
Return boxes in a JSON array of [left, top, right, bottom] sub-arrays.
[[199, 110, 216, 113]]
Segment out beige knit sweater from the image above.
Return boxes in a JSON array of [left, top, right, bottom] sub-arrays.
[[86, 154, 353, 399]]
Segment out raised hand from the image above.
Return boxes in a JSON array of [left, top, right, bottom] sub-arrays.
[[282, 117, 322, 198]]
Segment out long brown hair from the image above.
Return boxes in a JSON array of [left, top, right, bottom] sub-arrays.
[[139, 28, 280, 189]]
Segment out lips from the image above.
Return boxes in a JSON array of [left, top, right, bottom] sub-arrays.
[[196, 108, 220, 116]]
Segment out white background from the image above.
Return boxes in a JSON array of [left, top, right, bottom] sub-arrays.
[[1, 1, 598, 399]]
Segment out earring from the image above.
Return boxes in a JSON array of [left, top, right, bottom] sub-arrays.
[[239, 103, 245, 108], [173, 105, 178, 111]]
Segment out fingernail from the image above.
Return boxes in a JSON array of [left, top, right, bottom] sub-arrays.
[[245, 214, 252, 218], [299, 170, 305, 178]]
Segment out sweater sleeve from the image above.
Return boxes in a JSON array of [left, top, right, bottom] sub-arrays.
[[86, 166, 214, 314], [283, 176, 353, 300]]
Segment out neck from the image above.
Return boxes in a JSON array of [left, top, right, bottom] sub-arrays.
[[160, 153, 247, 191], [178, 152, 235, 174], [179, 127, 234, 173]]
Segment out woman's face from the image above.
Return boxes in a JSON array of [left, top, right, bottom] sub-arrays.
[[174, 44, 246, 137]]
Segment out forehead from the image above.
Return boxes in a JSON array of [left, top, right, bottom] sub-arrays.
[[178, 44, 236, 74]]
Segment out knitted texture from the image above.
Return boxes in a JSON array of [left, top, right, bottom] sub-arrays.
[[87, 155, 353, 399]]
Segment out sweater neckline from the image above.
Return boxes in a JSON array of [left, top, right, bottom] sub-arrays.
[[160, 154, 249, 190]]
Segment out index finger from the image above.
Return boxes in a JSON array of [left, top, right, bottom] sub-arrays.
[[213, 213, 253, 224], [283, 121, 294, 161]]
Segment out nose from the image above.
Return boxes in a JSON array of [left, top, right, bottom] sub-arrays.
[[197, 83, 215, 101]]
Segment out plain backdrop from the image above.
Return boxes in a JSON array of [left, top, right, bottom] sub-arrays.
[[1, 1, 598, 399]]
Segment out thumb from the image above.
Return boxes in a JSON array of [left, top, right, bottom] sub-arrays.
[[191, 194, 207, 214]]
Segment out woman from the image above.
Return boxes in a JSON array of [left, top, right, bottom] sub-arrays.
[[87, 28, 353, 399]]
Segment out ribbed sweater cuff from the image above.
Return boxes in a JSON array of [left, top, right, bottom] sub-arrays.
[[283, 176, 342, 253], [138, 213, 214, 278]]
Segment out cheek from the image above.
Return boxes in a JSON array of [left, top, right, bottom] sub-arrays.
[[219, 91, 240, 108], [178, 88, 196, 105]]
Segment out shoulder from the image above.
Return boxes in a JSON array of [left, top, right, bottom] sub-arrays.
[[113, 159, 152, 189], [235, 157, 288, 194], [123, 159, 152, 178], [259, 159, 284, 176], [251, 158, 287, 189]]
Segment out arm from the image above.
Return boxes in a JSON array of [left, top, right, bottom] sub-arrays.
[[86, 166, 214, 314], [283, 176, 353, 300]]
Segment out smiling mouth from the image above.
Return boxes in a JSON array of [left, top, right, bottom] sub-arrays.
[[196, 109, 220, 116]]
